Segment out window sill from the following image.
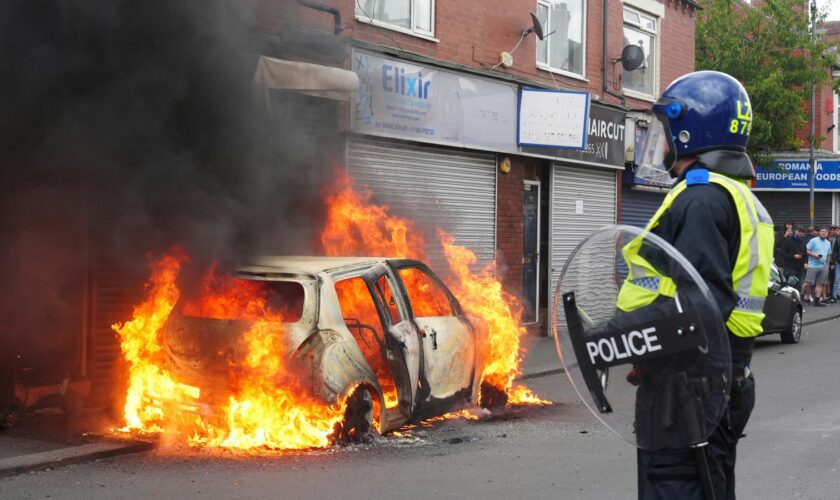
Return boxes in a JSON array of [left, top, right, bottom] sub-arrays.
[[355, 16, 439, 43], [623, 88, 657, 103], [536, 64, 589, 83]]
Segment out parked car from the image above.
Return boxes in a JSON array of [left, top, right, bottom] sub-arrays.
[[760, 263, 803, 344], [160, 256, 488, 441]]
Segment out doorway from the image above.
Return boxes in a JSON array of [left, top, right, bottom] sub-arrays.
[[523, 180, 541, 324]]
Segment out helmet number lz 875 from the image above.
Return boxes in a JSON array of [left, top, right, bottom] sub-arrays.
[[729, 100, 752, 136]]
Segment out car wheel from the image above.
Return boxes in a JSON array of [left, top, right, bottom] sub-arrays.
[[336, 386, 377, 444], [780, 309, 802, 344]]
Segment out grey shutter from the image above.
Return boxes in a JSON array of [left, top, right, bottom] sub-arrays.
[[549, 164, 617, 330], [753, 191, 833, 227], [620, 188, 666, 228], [347, 136, 496, 276]]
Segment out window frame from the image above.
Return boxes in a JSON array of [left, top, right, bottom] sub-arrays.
[[372, 273, 404, 326], [354, 0, 438, 41], [535, 0, 588, 80], [621, 3, 661, 101], [393, 263, 460, 319]]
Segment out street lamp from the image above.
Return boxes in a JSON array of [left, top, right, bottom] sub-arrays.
[[809, 0, 817, 227]]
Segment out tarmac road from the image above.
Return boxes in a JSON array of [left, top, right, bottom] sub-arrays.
[[0, 318, 838, 499]]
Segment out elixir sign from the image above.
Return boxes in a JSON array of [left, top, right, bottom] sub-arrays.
[[754, 161, 840, 190], [351, 49, 518, 152]]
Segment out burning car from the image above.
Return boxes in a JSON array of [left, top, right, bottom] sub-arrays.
[[159, 256, 489, 442]]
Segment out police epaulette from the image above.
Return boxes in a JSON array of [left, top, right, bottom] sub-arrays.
[[685, 168, 710, 185]]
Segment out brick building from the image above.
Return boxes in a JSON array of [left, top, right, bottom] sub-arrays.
[[261, 0, 700, 333]]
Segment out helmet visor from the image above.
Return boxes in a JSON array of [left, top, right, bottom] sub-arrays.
[[635, 117, 675, 186]]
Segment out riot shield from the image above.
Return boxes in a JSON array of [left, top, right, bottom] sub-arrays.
[[554, 225, 731, 451]]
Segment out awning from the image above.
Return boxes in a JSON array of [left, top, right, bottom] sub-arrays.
[[252, 55, 359, 103]]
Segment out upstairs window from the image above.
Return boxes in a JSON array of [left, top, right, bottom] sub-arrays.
[[536, 0, 586, 78], [355, 0, 435, 38], [622, 6, 658, 98]]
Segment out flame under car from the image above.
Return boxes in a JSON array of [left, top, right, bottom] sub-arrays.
[[160, 256, 489, 440]]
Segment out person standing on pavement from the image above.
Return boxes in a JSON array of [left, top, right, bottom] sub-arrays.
[[781, 227, 807, 288], [804, 227, 831, 306], [805, 226, 818, 245], [630, 70, 773, 500], [832, 226, 840, 301]]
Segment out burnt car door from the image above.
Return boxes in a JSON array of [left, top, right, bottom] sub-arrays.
[[392, 262, 475, 402], [360, 264, 421, 416]]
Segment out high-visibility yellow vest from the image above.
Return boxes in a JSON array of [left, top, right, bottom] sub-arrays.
[[617, 169, 774, 338]]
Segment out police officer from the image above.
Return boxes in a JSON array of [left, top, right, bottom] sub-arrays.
[[629, 71, 774, 499]]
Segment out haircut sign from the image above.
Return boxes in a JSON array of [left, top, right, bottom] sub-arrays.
[[754, 160, 840, 190]]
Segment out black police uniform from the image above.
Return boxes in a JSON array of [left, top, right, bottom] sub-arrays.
[[636, 152, 757, 500]]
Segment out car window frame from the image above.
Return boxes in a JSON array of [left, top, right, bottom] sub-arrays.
[[387, 259, 464, 318]]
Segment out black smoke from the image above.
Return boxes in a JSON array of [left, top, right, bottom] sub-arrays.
[[0, 0, 333, 389]]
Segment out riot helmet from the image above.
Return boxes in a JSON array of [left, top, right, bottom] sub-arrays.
[[636, 71, 754, 183]]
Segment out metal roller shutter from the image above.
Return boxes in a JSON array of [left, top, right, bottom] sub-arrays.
[[753, 191, 833, 227], [549, 164, 617, 329], [835, 193, 840, 225], [620, 188, 666, 228], [347, 136, 496, 275]]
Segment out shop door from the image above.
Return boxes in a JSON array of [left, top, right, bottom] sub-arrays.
[[522, 181, 540, 323]]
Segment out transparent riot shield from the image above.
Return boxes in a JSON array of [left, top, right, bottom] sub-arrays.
[[554, 225, 731, 451]]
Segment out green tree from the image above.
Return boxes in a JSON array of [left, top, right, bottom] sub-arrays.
[[696, 0, 839, 162]]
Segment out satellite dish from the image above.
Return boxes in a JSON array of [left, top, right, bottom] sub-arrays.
[[619, 44, 645, 72], [528, 13, 545, 40], [524, 12, 553, 41]]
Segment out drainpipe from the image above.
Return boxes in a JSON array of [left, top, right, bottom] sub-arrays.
[[602, 0, 625, 104], [298, 1, 342, 35]]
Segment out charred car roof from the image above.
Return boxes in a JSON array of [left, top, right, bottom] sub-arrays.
[[239, 256, 401, 277]]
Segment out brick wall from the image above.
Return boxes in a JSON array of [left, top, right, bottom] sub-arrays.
[[258, 0, 699, 107], [496, 156, 525, 299]]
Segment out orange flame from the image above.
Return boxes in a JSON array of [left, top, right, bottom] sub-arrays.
[[113, 255, 347, 450], [321, 171, 424, 258], [321, 172, 546, 408]]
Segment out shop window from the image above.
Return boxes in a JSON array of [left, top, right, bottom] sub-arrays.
[[622, 5, 658, 98], [536, 0, 586, 78], [355, 0, 435, 38]]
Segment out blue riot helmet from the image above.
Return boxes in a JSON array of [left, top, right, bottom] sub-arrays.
[[636, 71, 756, 183]]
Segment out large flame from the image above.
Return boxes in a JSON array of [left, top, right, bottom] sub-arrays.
[[114, 255, 347, 450], [321, 171, 546, 406], [114, 170, 547, 451]]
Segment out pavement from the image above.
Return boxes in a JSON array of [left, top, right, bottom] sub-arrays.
[[0, 303, 836, 478]]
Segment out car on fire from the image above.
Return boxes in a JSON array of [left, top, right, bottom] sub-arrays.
[[759, 263, 803, 344], [160, 256, 489, 441]]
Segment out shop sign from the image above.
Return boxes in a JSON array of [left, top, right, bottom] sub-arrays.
[[520, 104, 626, 168], [350, 49, 518, 153], [754, 160, 840, 189], [517, 88, 589, 149]]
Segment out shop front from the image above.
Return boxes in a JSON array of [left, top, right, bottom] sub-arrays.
[[518, 103, 627, 330], [753, 159, 840, 227], [347, 48, 521, 274]]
